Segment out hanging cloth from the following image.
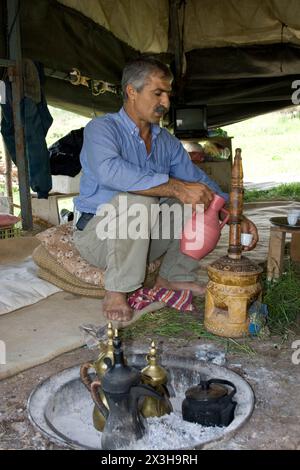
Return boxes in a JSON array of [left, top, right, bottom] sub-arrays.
[[0, 60, 53, 198]]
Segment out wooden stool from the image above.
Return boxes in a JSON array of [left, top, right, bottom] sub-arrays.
[[267, 225, 300, 281]]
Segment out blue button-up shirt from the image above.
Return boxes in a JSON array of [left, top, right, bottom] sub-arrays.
[[74, 107, 228, 214]]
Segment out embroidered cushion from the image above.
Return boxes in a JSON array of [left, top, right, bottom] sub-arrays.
[[35, 223, 161, 287]]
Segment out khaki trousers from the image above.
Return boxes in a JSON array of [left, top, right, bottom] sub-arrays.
[[73, 193, 199, 292]]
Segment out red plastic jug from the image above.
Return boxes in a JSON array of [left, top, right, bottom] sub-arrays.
[[180, 194, 229, 260]]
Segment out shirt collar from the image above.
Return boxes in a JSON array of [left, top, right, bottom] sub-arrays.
[[118, 107, 161, 138]]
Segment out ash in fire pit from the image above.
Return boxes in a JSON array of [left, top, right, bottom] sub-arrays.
[[27, 353, 254, 450]]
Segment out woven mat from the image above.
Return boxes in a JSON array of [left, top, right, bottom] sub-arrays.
[[0, 289, 165, 380], [32, 245, 105, 297], [32, 244, 158, 297], [0, 236, 40, 264], [38, 268, 105, 298]]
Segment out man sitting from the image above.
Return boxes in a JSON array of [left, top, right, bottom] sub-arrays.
[[73, 57, 258, 322]]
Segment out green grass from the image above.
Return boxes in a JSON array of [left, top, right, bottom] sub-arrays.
[[120, 298, 256, 356], [262, 263, 300, 336], [0, 183, 21, 213], [224, 109, 300, 181], [244, 182, 300, 202], [0, 183, 19, 196]]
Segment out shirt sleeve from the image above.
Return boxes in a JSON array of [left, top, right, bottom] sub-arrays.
[[82, 119, 169, 191], [169, 138, 229, 202]]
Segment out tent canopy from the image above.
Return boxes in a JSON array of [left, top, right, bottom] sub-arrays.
[[1, 0, 300, 126]]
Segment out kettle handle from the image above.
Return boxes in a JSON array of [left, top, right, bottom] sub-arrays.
[[206, 378, 237, 399], [80, 362, 94, 392], [219, 208, 230, 229], [90, 380, 109, 419]]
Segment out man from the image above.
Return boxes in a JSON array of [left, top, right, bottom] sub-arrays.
[[74, 57, 258, 322]]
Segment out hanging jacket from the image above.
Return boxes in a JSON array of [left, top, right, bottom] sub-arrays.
[[0, 60, 53, 199]]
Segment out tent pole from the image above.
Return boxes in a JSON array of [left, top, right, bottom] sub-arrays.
[[170, 0, 183, 81], [7, 0, 33, 230], [2, 138, 14, 214]]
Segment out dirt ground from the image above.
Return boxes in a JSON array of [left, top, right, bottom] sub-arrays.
[[0, 332, 299, 451]]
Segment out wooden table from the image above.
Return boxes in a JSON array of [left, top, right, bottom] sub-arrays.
[[267, 225, 300, 281]]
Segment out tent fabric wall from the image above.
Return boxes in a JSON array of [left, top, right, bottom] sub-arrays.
[[0, 0, 300, 126], [44, 75, 122, 118], [58, 0, 170, 53], [20, 0, 138, 82], [184, 0, 300, 51], [183, 44, 300, 125], [185, 44, 300, 79], [185, 74, 298, 126]]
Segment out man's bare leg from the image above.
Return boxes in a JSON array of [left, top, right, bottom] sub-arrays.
[[103, 291, 133, 322], [154, 275, 206, 296]]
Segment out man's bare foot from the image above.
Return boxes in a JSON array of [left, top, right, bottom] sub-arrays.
[[154, 275, 206, 296], [103, 291, 133, 322]]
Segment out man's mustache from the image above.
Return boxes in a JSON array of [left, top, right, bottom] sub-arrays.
[[155, 105, 168, 114]]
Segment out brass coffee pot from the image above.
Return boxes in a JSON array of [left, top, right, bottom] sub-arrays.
[[140, 341, 173, 418], [80, 322, 115, 431]]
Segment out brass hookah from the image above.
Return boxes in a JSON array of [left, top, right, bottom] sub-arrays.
[[80, 322, 115, 431], [140, 341, 173, 418], [204, 149, 263, 337]]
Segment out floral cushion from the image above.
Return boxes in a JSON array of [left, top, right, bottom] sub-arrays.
[[35, 223, 162, 287]]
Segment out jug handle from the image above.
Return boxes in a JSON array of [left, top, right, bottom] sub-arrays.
[[219, 208, 229, 230], [80, 362, 94, 391], [131, 384, 163, 404], [90, 380, 109, 419]]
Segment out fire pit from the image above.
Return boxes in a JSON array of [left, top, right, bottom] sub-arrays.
[[27, 353, 254, 450]]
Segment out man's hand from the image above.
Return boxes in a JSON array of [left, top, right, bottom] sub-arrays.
[[174, 180, 214, 211], [132, 178, 214, 211], [241, 216, 259, 251]]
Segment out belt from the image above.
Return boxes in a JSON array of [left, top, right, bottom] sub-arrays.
[[76, 212, 95, 231]]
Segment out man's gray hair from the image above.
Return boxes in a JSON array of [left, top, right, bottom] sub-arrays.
[[121, 57, 173, 101]]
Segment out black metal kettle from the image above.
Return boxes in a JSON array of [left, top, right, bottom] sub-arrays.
[[182, 378, 237, 427], [90, 334, 162, 450]]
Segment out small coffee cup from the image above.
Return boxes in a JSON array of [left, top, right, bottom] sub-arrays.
[[288, 214, 298, 225], [287, 210, 298, 226], [241, 233, 253, 246]]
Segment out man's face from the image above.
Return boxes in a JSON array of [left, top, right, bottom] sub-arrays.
[[127, 72, 172, 124]]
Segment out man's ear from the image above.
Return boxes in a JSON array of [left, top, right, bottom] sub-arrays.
[[126, 84, 137, 102]]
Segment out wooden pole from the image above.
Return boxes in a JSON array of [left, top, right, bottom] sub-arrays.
[[7, 0, 33, 230], [228, 148, 244, 260], [2, 137, 14, 214]]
